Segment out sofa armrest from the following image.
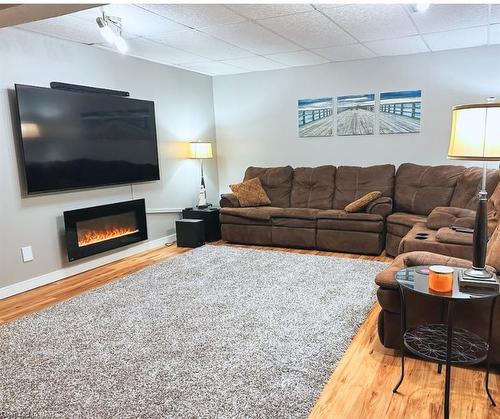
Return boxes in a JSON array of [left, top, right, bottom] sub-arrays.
[[220, 193, 240, 208], [365, 197, 393, 217], [426, 206, 476, 230], [375, 250, 497, 290]]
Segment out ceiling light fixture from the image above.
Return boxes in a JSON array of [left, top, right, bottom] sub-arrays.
[[409, 3, 430, 13], [96, 12, 128, 54]]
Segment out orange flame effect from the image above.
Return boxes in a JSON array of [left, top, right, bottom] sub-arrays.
[[78, 226, 139, 247]]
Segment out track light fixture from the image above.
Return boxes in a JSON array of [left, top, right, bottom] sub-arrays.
[[96, 13, 128, 54]]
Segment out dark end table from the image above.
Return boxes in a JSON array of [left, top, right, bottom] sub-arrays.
[[393, 266, 499, 419], [182, 207, 221, 242]]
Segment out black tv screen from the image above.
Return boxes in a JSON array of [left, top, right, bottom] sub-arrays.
[[15, 84, 160, 194]]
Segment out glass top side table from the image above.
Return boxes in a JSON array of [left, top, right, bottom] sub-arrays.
[[393, 266, 499, 419]]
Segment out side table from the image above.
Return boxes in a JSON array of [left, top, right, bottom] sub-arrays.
[[393, 266, 499, 419], [182, 207, 221, 242]]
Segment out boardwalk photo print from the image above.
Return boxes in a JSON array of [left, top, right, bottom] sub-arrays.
[[337, 94, 375, 136], [379, 90, 422, 134], [298, 97, 333, 137]]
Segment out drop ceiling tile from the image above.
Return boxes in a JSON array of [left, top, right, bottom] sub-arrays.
[[17, 14, 108, 44], [364, 35, 429, 56], [314, 4, 348, 10], [265, 50, 329, 67], [423, 26, 488, 51], [490, 24, 500, 45], [314, 43, 376, 61], [110, 37, 206, 65], [181, 61, 247, 76], [155, 29, 255, 60], [259, 10, 355, 48], [70, 4, 188, 37], [226, 4, 314, 20], [222, 56, 288, 71], [201, 21, 299, 55], [138, 4, 246, 29], [323, 4, 417, 42], [410, 4, 489, 34]]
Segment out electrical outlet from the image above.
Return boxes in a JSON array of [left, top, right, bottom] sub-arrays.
[[21, 246, 34, 263]]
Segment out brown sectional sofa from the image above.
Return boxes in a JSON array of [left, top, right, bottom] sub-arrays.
[[220, 163, 500, 258], [220, 164, 395, 255]]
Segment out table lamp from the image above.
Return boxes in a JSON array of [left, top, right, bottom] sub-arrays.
[[189, 141, 213, 208], [448, 98, 500, 279]]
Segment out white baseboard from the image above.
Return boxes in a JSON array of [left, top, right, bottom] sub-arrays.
[[0, 234, 177, 300]]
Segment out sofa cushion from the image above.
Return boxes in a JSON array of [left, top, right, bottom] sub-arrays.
[[273, 218, 316, 228], [220, 214, 271, 226], [220, 206, 284, 221], [450, 167, 500, 210], [426, 206, 476, 230], [436, 227, 473, 246], [317, 218, 384, 233], [276, 208, 320, 219], [317, 209, 384, 233], [230, 177, 271, 207], [244, 166, 293, 207], [290, 166, 336, 209], [317, 209, 383, 222], [395, 163, 465, 215], [332, 164, 395, 210], [345, 191, 382, 213]]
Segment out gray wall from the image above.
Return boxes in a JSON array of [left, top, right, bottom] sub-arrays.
[[0, 28, 218, 288], [213, 45, 500, 193]]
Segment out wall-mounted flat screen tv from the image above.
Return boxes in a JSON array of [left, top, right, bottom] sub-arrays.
[[15, 84, 160, 194]]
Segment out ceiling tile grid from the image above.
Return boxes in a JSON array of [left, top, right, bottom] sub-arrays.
[[322, 4, 418, 42], [364, 35, 429, 56], [265, 50, 330, 67], [258, 10, 356, 48], [12, 4, 500, 76], [201, 21, 301, 55], [313, 43, 376, 61]]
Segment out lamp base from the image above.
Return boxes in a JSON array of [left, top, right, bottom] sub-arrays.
[[463, 267, 494, 280], [196, 204, 211, 209]]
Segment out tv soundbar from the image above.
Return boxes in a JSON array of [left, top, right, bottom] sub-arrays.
[[50, 81, 130, 97]]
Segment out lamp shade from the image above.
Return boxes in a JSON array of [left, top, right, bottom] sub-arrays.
[[448, 103, 500, 161], [189, 142, 213, 159]]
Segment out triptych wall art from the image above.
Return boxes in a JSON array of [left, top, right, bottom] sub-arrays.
[[298, 90, 422, 138]]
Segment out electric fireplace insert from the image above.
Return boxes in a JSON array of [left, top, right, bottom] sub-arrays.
[[64, 199, 147, 261]]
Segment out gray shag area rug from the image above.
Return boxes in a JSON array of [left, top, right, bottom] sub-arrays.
[[0, 245, 388, 418]]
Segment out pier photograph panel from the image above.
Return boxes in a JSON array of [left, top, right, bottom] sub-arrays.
[[337, 94, 375, 136], [298, 97, 333, 137], [379, 90, 421, 134]]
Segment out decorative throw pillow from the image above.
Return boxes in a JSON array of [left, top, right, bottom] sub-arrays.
[[230, 177, 271, 207], [344, 191, 382, 213]]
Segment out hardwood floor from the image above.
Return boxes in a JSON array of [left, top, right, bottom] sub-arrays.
[[0, 243, 189, 324], [0, 241, 498, 418]]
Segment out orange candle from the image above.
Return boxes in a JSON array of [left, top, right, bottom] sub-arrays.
[[429, 265, 454, 292]]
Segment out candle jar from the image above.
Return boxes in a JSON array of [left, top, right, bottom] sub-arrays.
[[429, 265, 454, 293]]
